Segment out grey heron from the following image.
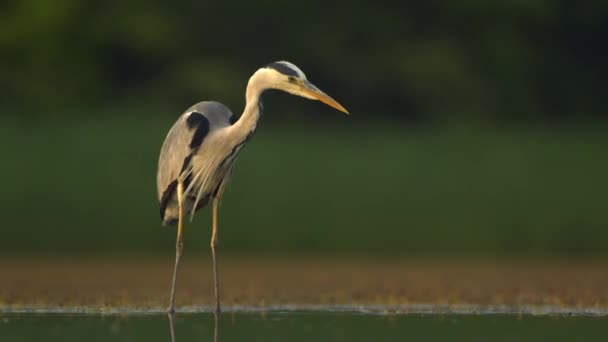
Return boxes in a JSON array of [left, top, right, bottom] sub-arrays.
[[156, 61, 348, 314]]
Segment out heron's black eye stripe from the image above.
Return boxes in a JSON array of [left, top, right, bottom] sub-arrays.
[[265, 62, 300, 77]]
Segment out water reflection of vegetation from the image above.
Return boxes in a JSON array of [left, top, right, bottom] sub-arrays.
[[168, 312, 219, 342], [1, 313, 607, 341]]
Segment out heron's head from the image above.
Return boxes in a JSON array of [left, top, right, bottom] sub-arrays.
[[256, 61, 349, 114]]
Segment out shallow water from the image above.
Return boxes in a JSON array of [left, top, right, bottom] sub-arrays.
[[1, 311, 607, 341]]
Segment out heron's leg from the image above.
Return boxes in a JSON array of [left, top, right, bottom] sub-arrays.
[[211, 197, 221, 314], [168, 182, 185, 313]]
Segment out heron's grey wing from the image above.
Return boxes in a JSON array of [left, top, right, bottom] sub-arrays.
[[157, 101, 234, 224]]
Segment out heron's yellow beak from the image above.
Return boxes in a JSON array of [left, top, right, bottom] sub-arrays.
[[301, 81, 349, 114]]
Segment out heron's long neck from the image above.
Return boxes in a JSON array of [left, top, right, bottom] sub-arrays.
[[233, 73, 266, 135]]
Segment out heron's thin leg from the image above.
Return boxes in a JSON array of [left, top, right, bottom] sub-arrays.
[[168, 182, 185, 313], [211, 197, 221, 314]]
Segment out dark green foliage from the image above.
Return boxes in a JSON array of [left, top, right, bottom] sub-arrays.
[[1, 1, 608, 121], [1, 116, 606, 257]]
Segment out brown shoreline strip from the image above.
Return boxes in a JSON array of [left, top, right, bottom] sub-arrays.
[[1, 258, 607, 309]]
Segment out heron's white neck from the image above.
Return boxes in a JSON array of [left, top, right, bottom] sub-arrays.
[[230, 70, 264, 134], [232, 68, 282, 136]]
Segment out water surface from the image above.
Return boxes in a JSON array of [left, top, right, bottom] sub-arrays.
[[1, 311, 606, 341]]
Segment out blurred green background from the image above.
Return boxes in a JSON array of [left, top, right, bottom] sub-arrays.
[[1, 1, 606, 258]]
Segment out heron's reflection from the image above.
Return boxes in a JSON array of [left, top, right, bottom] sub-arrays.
[[168, 312, 176, 342], [167, 311, 219, 342]]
